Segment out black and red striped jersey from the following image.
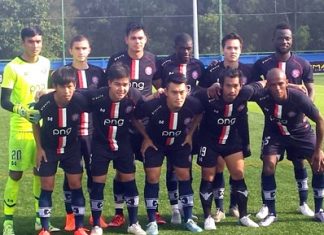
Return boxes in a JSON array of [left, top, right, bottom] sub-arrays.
[[106, 51, 158, 97], [135, 95, 203, 147], [81, 87, 143, 151], [194, 86, 254, 145], [155, 54, 205, 93], [199, 61, 253, 88], [250, 87, 319, 136], [51, 64, 105, 136], [34, 92, 89, 154], [251, 53, 313, 84]]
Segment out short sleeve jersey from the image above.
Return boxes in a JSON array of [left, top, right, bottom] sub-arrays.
[[252, 53, 313, 84], [194, 86, 255, 144], [135, 95, 203, 147], [2, 56, 50, 131], [250, 88, 320, 136], [155, 54, 205, 93], [199, 61, 253, 88], [106, 51, 157, 97], [51, 64, 106, 136], [34, 92, 89, 154], [82, 87, 142, 151]]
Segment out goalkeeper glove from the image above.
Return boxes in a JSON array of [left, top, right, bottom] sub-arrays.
[[13, 104, 41, 124]]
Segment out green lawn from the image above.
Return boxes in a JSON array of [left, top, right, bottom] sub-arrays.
[[0, 75, 323, 235]]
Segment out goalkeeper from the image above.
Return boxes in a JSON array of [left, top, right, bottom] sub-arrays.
[[0, 26, 59, 235]]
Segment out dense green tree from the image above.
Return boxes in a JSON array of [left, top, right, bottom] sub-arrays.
[[0, 0, 62, 59]]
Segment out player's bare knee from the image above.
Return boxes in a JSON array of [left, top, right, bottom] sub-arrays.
[[9, 170, 23, 181], [201, 167, 215, 181], [229, 170, 244, 180]]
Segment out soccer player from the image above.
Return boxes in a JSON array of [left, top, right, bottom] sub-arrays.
[[53, 35, 108, 231], [199, 32, 253, 222], [133, 74, 204, 234], [86, 63, 146, 235], [195, 68, 259, 230], [153, 32, 205, 224], [105, 22, 166, 226], [251, 68, 324, 226], [0, 26, 59, 235], [33, 66, 89, 235], [252, 23, 315, 219]]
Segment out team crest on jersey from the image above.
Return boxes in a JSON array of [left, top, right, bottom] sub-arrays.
[[145, 66, 153, 76], [291, 69, 301, 78], [72, 113, 79, 121], [92, 76, 99, 85], [192, 71, 199, 80], [287, 111, 297, 117], [125, 105, 133, 114], [184, 117, 192, 125]]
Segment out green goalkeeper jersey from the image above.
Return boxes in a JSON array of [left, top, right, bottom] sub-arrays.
[[1, 56, 50, 131]]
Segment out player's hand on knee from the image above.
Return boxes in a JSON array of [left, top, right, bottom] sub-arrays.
[[182, 134, 193, 149], [311, 150, 324, 173], [141, 137, 157, 157]]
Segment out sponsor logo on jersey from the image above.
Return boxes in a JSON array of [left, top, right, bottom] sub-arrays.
[[158, 120, 164, 124], [291, 69, 301, 78], [270, 115, 288, 124], [145, 66, 153, 76], [100, 108, 106, 113], [131, 81, 144, 90], [237, 104, 246, 112], [162, 130, 182, 137], [53, 127, 72, 136], [217, 117, 236, 125], [103, 118, 125, 126]]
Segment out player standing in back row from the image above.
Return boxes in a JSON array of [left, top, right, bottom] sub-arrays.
[[105, 22, 166, 226], [1, 26, 59, 235], [252, 23, 315, 220]]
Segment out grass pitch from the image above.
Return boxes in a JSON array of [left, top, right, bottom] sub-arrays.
[[0, 75, 323, 234]]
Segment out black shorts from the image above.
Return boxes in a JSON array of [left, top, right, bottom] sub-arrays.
[[261, 131, 315, 161], [79, 135, 92, 167], [130, 132, 144, 162], [38, 146, 83, 177], [91, 142, 135, 176], [197, 141, 242, 168], [143, 144, 192, 168]]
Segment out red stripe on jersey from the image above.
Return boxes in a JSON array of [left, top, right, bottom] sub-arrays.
[[218, 104, 233, 144], [278, 62, 286, 73], [77, 70, 89, 136], [130, 60, 139, 80], [179, 64, 187, 77], [107, 103, 120, 151], [57, 108, 67, 154], [166, 112, 178, 146], [274, 104, 290, 135]]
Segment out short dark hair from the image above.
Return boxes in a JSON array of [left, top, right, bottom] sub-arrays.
[[21, 26, 43, 41], [273, 22, 292, 36], [69, 35, 90, 48], [219, 67, 242, 86], [126, 22, 145, 36], [52, 66, 76, 86], [221, 32, 243, 48], [165, 72, 187, 87], [174, 33, 192, 46], [106, 62, 130, 81]]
